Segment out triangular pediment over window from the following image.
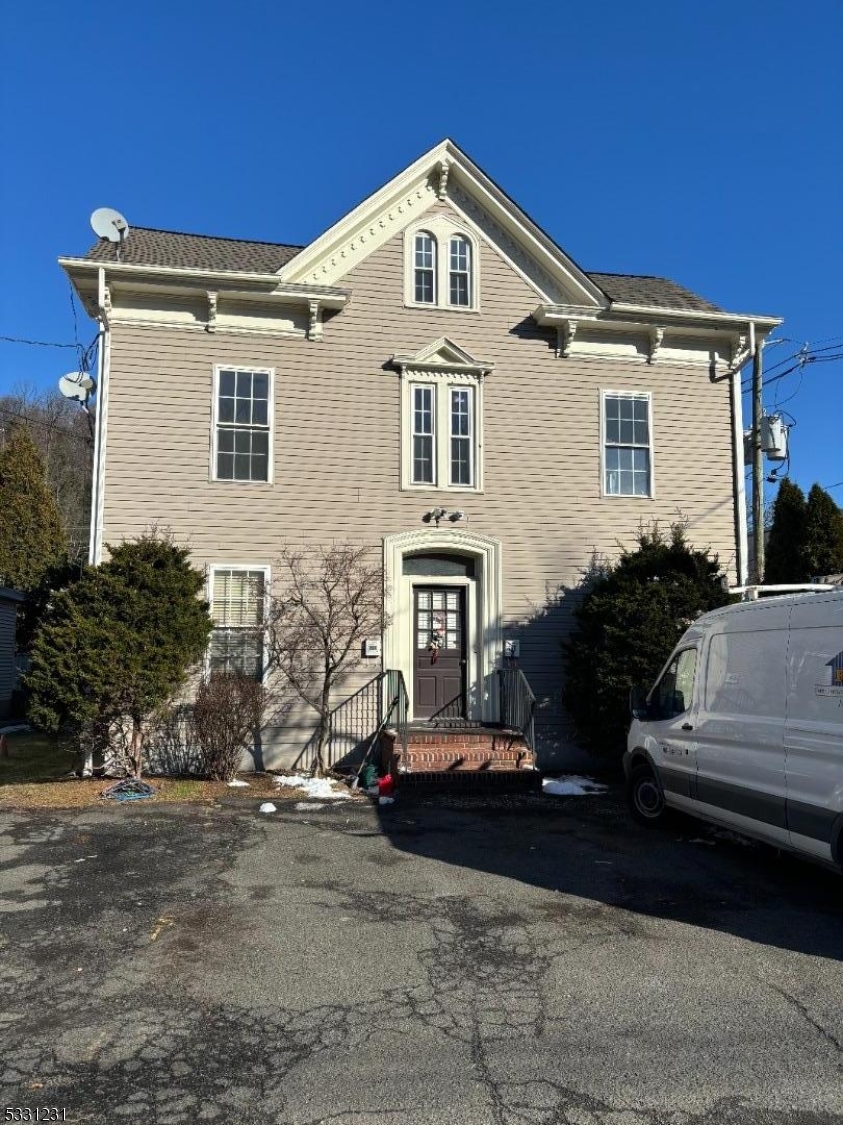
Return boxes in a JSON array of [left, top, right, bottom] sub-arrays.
[[391, 337, 493, 378], [278, 139, 607, 308]]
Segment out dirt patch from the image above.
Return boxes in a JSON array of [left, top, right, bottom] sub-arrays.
[[0, 773, 346, 810]]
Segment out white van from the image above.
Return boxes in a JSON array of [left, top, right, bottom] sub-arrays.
[[624, 588, 843, 869]]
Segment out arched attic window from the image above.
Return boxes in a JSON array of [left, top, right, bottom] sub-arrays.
[[448, 236, 472, 307], [414, 232, 437, 304]]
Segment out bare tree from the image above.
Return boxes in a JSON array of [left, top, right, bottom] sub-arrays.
[[266, 543, 387, 776], [0, 382, 93, 563]]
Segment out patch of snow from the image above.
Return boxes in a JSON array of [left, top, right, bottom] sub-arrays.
[[275, 774, 351, 801], [294, 801, 325, 811], [378, 796, 395, 806], [227, 779, 250, 788], [542, 775, 608, 797], [258, 802, 277, 814]]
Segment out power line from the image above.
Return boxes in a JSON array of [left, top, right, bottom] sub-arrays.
[[0, 334, 80, 350], [0, 405, 93, 445]]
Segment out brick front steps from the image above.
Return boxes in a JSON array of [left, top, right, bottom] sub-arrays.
[[381, 725, 534, 783]]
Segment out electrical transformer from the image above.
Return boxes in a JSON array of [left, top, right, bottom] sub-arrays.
[[760, 415, 788, 461]]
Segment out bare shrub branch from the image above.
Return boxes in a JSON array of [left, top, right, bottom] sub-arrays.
[[192, 673, 265, 781], [266, 543, 387, 775]]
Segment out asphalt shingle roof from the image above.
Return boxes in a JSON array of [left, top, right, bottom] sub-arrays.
[[588, 272, 722, 313], [85, 228, 303, 274], [84, 228, 723, 312]]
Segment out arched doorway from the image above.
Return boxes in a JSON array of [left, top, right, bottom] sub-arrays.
[[383, 529, 503, 722]]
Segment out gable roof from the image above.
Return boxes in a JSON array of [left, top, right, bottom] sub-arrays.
[[83, 228, 721, 313]]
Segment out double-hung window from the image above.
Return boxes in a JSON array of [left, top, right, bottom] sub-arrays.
[[414, 233, 436, 304], [449, 387, 473, 486], [214, 367, 272, 482], [405, 376, 481, 491], [603, 392, 653, 497], [449, 237, 472, 307], [209, 567, 267, 680], [405, 220, 478, 310], [412, 385, 436, 484]]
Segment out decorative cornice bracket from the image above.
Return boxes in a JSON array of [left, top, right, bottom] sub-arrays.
[[436, 159, 451, 201], [100, 284, 112, 326], [307, 299, 323, 341], [557, 319, 577, 358], [206, 290, 218, 333], [648, 326, 665, 364], [729, 333, 749, 371]]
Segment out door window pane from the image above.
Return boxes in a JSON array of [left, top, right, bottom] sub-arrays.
[[653, 648, 697, 719]]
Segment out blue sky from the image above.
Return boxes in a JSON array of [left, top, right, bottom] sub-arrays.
[[1, 0, 841, 495]]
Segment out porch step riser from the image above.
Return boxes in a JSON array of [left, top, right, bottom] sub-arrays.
[[397, 753, 532, 773]]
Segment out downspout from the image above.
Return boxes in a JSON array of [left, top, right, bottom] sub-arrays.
[[730, 320, 755, 587], [88, 267, 111, 566]]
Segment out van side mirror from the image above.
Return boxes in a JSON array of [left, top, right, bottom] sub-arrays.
[[630, 686, 649, 720]]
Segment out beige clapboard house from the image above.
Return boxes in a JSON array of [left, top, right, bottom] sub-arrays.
[[61, 140, 781, 772]]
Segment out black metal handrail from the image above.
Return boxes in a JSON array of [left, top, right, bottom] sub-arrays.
[[498, 666, 536, 758], [325, 669, 408, 770], [383, 668, 409, 758]]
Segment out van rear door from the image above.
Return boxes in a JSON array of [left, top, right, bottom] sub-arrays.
[[784, 594, 843, 863], [693, 603, 790, 846]]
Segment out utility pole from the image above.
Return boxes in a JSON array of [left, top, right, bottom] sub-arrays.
[[751, 338, 765, 583]]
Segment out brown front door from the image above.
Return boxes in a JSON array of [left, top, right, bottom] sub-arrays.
[[413, 586, 466, 720]]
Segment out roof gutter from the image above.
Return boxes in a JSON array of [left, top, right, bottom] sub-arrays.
[[58, 257, 350, 306], [607, 303, 782, 329]]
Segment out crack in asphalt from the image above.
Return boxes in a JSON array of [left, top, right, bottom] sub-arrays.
[[2, 802, 843, 1124], [768, 983, 843, 1057]]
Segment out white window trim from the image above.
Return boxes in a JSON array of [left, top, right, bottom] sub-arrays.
[[401, 369, 484, 493], [206, 563, 271, 684], [411, 383, 437, 487], [448, 235, 472, 308], [404, 215, 480, 312], [210, 365, 275, 485], [600, 389, 655, 499], [412, 231, 438, 306]]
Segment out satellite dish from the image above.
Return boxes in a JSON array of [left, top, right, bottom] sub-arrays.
[[90, 207, 130, 244], [59, 372, 96, 402]]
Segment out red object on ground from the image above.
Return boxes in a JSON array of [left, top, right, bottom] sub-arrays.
[[378, 774, 395, 796]]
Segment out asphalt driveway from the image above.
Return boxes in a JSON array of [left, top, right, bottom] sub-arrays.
[[1, 785, 842, 1124]]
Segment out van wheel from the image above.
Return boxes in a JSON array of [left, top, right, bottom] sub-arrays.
[[628, 763, 667, 826]]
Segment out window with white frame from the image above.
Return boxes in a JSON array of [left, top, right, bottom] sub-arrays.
[[404, 374, 482, 491], [214, 367, 272, 482], [449, 386, 474, 486], [603, 392, 653, 497], [449, 236, 472, 307], [414, 233, 436, 304], [209, 567, 267, 679], [412, 385, 436, 484], [405, 218, 478, 310]]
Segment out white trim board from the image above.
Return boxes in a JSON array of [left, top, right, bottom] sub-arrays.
[[383, 528, 503, 722]]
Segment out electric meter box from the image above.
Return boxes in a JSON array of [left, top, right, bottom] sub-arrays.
[[363, 637, 382, 658], [760, 415, 788, 461]]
